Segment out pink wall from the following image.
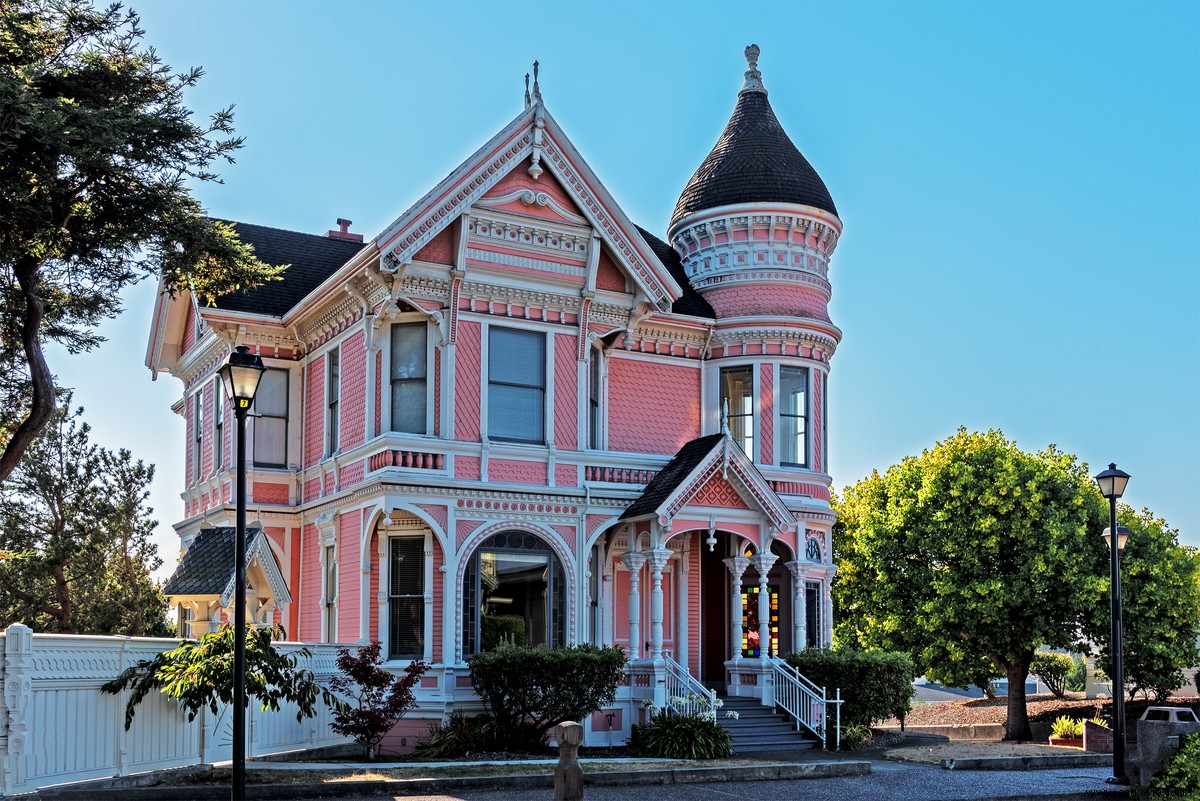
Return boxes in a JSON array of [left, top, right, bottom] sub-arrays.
[[759, 364, 774, 465], [454, 322, 481, 441], [553, 333, 578, 450], [490, 459, 547, 485], [373, 350, 382, 438], [299, 523, 320, 641], [200, 381, 214, 477], [413, 225, 454, 265], [607, 358, 700, 454], [814, 370, 823, 472], [703, 284, 830, 322], [253, 482, 289, 505], [595, 248, 626, 293], [339, 332, 367, 451], [338, 510, 360, 641], [181, 302, 197, 352]]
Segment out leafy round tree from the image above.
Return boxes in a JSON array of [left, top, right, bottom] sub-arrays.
[[1092, 506, 1200, 702], [833, 428, 1108, 740], [0, 0, 282, 483]]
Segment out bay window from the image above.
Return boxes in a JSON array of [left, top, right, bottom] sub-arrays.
[[780, 366, 808, 467], [720, 366, 754, 457]]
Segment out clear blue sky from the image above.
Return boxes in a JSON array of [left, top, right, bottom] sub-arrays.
[[49, 1, 1199, 579]]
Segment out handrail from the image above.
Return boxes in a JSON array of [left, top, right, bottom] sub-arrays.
[[662, 654, 718, 721], [765, 654, 842, 749]]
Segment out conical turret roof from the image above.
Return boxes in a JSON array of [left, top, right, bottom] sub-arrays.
[[672, 45, 837, 225]]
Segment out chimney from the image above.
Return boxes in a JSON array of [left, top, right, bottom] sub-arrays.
[[325, 217, 363, 243]]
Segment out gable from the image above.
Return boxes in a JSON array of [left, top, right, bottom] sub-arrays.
[[690, 474, 751, 509], [376, 104, 683, 309]]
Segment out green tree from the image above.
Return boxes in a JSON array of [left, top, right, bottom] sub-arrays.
[[0, 395, 169, 635], [1094, 506, 1200, 701], [103, 624, 343, 729], [833, 428, 1108, 740], [0, 0, 282, 483]]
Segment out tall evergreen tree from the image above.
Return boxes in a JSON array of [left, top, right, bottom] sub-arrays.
[[0, 395, 169, 635], [0, 0, 283, 482]]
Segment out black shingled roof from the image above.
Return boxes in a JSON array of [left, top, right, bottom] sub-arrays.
[[620, 433, 725, 520], [163, 527, 262, 596], [634, 226, 715, 319], [672, 91, 837, 225], [214, 221, 366, 317]]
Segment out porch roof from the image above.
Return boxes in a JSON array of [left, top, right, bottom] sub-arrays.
[[619, 433, 724, 521], [164, 527, 291, 606]]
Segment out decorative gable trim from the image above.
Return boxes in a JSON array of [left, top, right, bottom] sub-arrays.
[[218, 529, 292, 607]]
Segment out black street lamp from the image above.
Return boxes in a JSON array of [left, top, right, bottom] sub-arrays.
[[1095, 462, 1131, 785], [218, 345, 265, 801]]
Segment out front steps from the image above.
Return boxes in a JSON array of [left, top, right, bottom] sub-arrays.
[[718, 694, 820, 753]]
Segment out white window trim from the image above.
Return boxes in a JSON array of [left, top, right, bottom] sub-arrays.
[[212, 379, 224, 474], [481, 321, 552, 447], [384, 317, 436, 437], [381, 527, 434, 664], [192, 391, 204, 482], [777, 364, 810, 468], [251, 365, 291, 470], [718, 363, 756, 462], [325, 346, 341, 458], [321, 540, 338, 644]]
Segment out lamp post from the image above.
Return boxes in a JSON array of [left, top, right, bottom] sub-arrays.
[[1095, 462, 1131, 785], [218, 345, 265, 801]]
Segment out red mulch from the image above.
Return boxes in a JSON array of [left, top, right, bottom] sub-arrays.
[[889, 694, 1200, 727]]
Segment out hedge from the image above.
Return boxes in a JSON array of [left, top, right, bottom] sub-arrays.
[[784, 647, 915, 727]]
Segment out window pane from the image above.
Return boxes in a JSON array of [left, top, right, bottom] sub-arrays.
[[255, 370, 288, 417], [720, 367, 753, 455], [391, 324, 427, 380], [780, 367, 808, 466], [391, 380, 426, 434], [254, 417, 287, 466], [780, 368, 807, 416], [489, 328, 544, 388], [781, 413, 805, 465], [389, 537, 424, 596], [489, 384, 544, 442], [389, 598, 423, 657]]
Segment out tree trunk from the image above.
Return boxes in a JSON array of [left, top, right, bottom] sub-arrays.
[[53, 562, 75, 634], [0, 255, 56, 485], [1004, 659, 1032, 741]]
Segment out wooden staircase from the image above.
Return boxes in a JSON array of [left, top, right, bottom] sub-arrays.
[[718, 694, 821, 753]]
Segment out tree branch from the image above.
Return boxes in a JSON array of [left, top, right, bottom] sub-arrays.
[[0, 254, 57, 484]]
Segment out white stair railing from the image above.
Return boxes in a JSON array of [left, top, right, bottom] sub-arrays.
[[662, 654, 718, 720], [765, 654, 842, 749]]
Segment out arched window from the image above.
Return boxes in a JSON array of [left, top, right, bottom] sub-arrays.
[[462, 531, 566, 655]]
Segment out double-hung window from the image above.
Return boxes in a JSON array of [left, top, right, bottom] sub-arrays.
[[326, 349, 340, 456], [388, 537, 425, 659], [488, 328, 545, 443], [192, 393, 203, 481], [588, 354, 602, 449], [720, 367, 754, 457], [323, 545, 337, 643], [390, 323, 427, 434], [780, 366, 809, 467], [212, 383, 224, 472], [252, 369, 288, 468]]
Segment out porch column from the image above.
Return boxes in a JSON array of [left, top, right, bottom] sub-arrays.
[[822, 566, 837, 647], [786, 561, 806, 650], [722, 556, 751, 662], [645, 548, 672, 660], [675, 547, 689, 666], [620, 551, 647, 659], [750, 553, 777, 657]]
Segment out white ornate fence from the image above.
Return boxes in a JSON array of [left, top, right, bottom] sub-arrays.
[[0, 623, 350, 796]]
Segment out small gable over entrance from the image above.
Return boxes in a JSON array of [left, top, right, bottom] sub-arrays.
[[163, 527, 292, 638]]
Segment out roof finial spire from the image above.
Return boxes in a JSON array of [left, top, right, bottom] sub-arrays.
[[741, 43, 766, 95], [524, 72, 531, 109], [531, 59, 542, 104]]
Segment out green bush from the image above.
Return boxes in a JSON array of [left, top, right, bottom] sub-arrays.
[[629, 709, 733, 759], [1065, 654, 1088, 693], [1031, 652, 1075, 698], [839, 723, 873, 750], [413, 711, 546, 757], [468, 643, 627, 746], [481, 614, 526, 650], [784, 647, 915, 727], [1050, 715, 1083, 738], [1151, 732, 1200, 799]]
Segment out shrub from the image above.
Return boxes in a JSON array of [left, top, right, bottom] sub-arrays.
[[101, 623, 342, 729], [1050, 715, 1083, 738], [1151, 732, 1200, 799], [1031, 652, 1075, 698], [468, 643, 627, 746], [629, 709, 733, 759], [415, 712, 507, 758], [839, 723, 873, 750], [329, 641, 427, 758], [1065, 654, 1088, 693], [784, 647, 915, 727]]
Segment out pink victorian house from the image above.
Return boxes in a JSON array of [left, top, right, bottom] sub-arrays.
[[148, 46, 843, 749]]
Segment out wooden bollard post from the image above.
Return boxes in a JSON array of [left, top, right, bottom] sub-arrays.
[[554, 720, 584, 801]]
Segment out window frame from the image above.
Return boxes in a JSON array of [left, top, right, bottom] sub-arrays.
[[322, 543, 338, 644], [719, 365, 755, 459], [325, 347, 340, 457], [588, 351, 603, 449], [252, 368, 289, 469], [389, 322, 429, 435], [212, 381, 224, 473], [461, 531, 565, 657], [486, 326, 547, 445], [779, 366, 809, 468], [192, 392, 203, 482], [386, 535, 426, 660]]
